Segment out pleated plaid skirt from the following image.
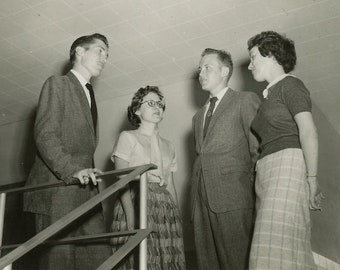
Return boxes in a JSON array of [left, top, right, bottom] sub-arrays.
[[249, 148, 316, 270], [111, 182, 186, 270]]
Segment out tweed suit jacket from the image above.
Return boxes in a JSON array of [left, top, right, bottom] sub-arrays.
[[191, 88, 260, 214], [23, 71, 99, 218]]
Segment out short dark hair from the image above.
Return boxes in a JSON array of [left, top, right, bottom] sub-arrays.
[[201, 48, 233, 82], [69, 33, 109, 64], [247, 30, 296, 73], [128, 86, 165, 127]]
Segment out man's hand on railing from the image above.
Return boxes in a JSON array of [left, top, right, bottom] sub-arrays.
[[72, 168, 102, 186]]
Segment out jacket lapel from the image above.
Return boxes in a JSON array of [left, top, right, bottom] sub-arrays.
[[67, 72, 96, 139], [203, 88, 235, 141]]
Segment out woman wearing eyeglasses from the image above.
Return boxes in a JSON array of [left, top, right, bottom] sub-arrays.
[[110, 86, 186, 269]]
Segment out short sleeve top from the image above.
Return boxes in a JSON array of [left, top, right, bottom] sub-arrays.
[[251, 76, 312, 159], [112, 129, 177, 182]]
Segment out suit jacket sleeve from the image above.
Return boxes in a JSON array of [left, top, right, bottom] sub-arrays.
[[34, 76, 83, 182], [241, 92, 261, 169]]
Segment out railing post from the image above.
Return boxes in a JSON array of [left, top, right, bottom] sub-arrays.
[[0, 193, 12, 270], [139, 173, 147, 270]]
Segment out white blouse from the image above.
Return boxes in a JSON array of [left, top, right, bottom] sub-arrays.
[[112, 128, 177, 184]]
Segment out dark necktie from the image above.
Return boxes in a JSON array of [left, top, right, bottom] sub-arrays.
[[85, 83, 98, 131], [203, 97, 218, 138]]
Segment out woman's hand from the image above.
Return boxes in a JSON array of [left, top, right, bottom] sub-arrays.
[[307, 176, 325, 211], [159, 176, 167, 187]]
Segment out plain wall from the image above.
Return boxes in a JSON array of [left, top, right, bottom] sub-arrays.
[[0, 119, 35, 186], [309, 104, 340, 262], [0, 66, 339, 263]]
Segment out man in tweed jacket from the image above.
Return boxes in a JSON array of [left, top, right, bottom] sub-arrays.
[[23, 33, 111, 269], [191, 48, 260, 270]]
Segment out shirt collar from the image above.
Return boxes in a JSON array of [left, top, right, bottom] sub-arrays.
[[71, 69, 89, 87], [209, 87, 228, 103], [263, 74, 295, 98]]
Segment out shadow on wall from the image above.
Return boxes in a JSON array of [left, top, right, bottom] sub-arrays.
[[20, 116, 36, 178], [183, 70, 208, 185], [100, 104, 135, 230], [309, 103, 340, 264], [189, 71, 209, 109], [102, 114, 133, 172], [180, 71, 206, 264], [61, 61, 72, 76], [237, 59, 266, 99], [183, 70, 208, 181]]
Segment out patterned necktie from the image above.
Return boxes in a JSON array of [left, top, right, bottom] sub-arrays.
[[203, 97, 218, 138], [85, 83, 98, 131]]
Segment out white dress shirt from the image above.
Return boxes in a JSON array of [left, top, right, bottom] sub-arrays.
[[70, 69, 91, 106], [203, 87, 229, 124]]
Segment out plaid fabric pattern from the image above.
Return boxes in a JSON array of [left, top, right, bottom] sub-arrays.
[[111, 183, 185, 270], [249, 148, 316, 270]]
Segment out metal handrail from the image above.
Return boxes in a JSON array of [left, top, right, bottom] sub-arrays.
[[0, 163, 156, 269], [0, 166, 145, 194], [0, 230, 147, 250], [97, 229, 152, 270]]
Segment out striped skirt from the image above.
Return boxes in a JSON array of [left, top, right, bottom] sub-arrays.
[[111, 182, 186, 270], [249, 148, 316, 270]]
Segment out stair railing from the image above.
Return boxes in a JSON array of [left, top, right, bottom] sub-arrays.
[[0, 163, 156, 270]]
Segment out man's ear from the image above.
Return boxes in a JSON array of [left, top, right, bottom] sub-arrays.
[[222, 66, 229, 78], [76, 46, 85, 57]]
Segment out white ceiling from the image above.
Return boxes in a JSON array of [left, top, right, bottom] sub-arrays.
[[0, 0, 339, 131]]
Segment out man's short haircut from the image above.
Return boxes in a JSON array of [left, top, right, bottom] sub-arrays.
[[201, 48, 233, 82], [69, 33, 108, 64]]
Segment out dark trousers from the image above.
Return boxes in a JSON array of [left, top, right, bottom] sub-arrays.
[[33, 208, 112, 270], [193, 177, 254, 270]]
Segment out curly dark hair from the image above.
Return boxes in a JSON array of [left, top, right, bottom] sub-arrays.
[[247, 31, 296, 73], [70, 33, 109, 64], [201, 48, 233, 82], [128, 86, 165, 127]]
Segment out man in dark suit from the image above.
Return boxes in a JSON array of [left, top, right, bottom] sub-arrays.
[[191, 48, 260, 270], [23, 33, 111, 269]]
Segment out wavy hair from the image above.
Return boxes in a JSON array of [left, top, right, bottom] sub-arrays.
[[247, 30, 296, 73], [128, 86, 165, 127]]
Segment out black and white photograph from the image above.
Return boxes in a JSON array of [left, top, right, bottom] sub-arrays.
[[0, 0, 339, 269]]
